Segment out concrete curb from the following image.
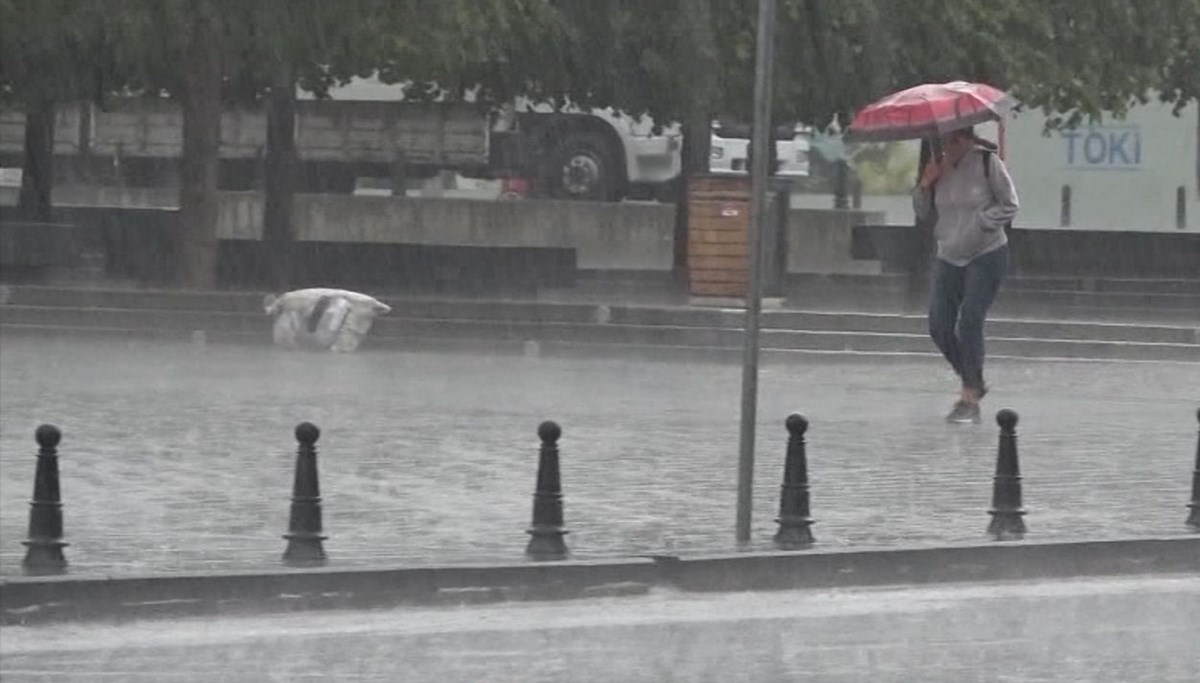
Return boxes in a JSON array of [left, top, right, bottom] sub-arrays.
[[656, 536, 1200, 592], [3, 537, 1197, 625], [0, 558, 659, 626]]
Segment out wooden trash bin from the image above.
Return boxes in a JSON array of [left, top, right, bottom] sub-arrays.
[[687, 174, 751, 298]]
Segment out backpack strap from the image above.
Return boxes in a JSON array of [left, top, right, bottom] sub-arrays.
[[978, 149, 1012, 230]]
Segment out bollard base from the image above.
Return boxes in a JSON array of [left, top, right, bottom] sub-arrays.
[[283, 533, 328, 566], [987, 513, 1027, 541], [525, 528, 569, 561], [1187, 505, 1200, 532], [22, 540, 68, 575], [773, 517, 815, 550]]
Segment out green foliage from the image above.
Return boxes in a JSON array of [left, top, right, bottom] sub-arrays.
[[852, 142, 921, 194], [797, 0, 1199, 129], [0, 0, 122, 106], [4, 0, 1196, 132]]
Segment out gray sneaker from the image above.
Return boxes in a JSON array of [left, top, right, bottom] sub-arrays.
[[946, 401, 982, 424]]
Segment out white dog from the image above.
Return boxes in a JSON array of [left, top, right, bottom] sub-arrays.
[[263, 288, 392, 352]]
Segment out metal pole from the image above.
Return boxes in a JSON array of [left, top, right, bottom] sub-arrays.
[[736, 0, 777, 545]]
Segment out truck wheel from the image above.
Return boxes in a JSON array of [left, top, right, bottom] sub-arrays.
[[543, 132, 620, 202]]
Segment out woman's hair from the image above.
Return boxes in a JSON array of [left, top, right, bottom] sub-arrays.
[[949, 125, 1000, 151], [947, 126, 975, 141]]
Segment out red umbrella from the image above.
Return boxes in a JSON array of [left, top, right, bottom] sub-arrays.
[[846, 81, 1019, 142]]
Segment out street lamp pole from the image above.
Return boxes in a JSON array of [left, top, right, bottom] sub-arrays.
[[736, 0, 778, 545]]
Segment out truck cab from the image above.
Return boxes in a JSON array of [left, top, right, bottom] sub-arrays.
[[497, 105, 810, 201], [708, 120, 811, 178]]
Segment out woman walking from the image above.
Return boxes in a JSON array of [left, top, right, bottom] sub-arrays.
[[913, 127, 1019, 423]]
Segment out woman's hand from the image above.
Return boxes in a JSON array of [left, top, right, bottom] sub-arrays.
[[919, 160, 942, 190]]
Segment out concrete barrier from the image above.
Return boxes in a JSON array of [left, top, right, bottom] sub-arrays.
[[3, 537, 1196, 625], [658, 537, 1200, 593], [217, 192, 677, 272], [785, 208, 886, 276], [0, 558, 659, 624], [3, 186, 890, 277], [3, 187, 675, 272]]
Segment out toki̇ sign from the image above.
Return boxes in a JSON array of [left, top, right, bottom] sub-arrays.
[[1060, 126, 1142, 170]]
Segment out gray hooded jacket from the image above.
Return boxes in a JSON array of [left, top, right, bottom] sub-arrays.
[[912, 147, 1019, 266]]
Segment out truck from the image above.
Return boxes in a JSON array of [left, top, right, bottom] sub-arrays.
[[984, 99, 1198, 233], [832, 99, 1199, 234], [0, 77, 809, 202]]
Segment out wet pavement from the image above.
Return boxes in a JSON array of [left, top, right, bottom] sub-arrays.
[[1, 575, 1197, 682], [1, 335, 1197, 576]]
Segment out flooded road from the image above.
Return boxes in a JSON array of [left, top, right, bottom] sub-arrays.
[[2, 336, 1197, 575]]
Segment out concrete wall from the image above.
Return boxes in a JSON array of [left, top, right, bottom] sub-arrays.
[[218, 192, 676, 271], [785, 208, 886, 275], [2, 186, 888, 275]]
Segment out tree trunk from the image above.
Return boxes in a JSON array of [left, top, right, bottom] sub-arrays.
[[176, 3, 222, 289], [263, 65, 297, 290], [674, 0, 717, 277], [833, 159, 849, 209], [17, 98, 55, 222], [673, 115, 713, 273], [75, 101, 93, 184]]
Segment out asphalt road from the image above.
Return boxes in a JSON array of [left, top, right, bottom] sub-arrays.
[[2, 575, 1197, 682]]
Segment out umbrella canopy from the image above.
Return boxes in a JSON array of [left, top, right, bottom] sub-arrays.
[[846, 81, 1019, 142]]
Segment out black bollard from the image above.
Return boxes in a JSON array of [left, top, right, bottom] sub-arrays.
[[1187, 409, 1200, 531], [22, 424, 68, 575], [525, 421, 569, 560], [987, 409, 1027, 540], [774, 414, 815, 549], [283, 422, 327, 565]]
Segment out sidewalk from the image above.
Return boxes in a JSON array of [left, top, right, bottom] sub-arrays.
[[3, 574, 1197, 682], [2, 335, 1196, 578]]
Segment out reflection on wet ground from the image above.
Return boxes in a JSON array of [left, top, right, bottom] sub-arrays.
[[2, 575, 1198, 682]]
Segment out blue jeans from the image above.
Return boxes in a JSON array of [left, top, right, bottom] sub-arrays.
[[928, 245, 1008, 391]]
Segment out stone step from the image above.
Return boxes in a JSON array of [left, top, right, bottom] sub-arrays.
[[786, 281, 1200, 312], [988, 302, 1200, 326], [0, 305, 270, 335], [1003, 277, 1200, 295], [6, 282, 1198, 320], [3, 321, 1197, 366], [3, 302, 1194, 345], [787, 272, 1200, 296], [0, 284, 268, 313], [4, 283, 1197, 331], [763, 311, 1199, 344], [2, 305, 1196, 362], [763, 329, 1198, 363], [1000, 289, 1200, 310]]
